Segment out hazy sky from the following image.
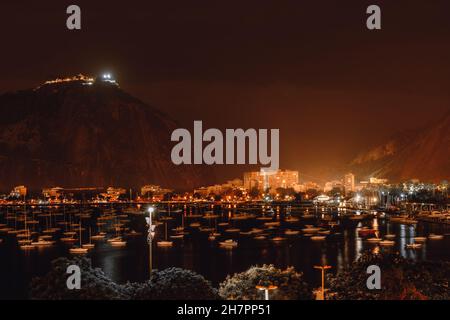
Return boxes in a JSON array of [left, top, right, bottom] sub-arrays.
[[1, 0, 449, 182]]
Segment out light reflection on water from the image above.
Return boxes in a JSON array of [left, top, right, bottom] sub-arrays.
[[0, 206, 449, 299]]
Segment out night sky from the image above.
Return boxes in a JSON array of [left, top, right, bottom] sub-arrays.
[[1, 1, 449, 182]]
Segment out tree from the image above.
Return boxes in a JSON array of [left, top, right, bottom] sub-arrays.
[[305, 188, 319, 199], [31, 257, 128, 300], [126, 268, 218, 300], [328, 187, 343, 197], [327, 251, 450, 300], [233, 189, 243, 199], [275, 188, 296, 199], [31, 258, 218, 300], [219, 265, 312, 300], [293, 192, 303, 202]]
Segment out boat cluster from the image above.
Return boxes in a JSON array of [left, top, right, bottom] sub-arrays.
[[0, 204, 447, 255], [357, 226, 445, 250], [0, 206, 141, 254]]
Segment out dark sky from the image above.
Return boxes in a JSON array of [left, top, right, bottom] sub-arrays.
[[1, 1, 449, 182]]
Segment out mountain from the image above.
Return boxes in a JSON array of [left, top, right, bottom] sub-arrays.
[[0, 75, 214, 192], [350, 111, 450, 183]]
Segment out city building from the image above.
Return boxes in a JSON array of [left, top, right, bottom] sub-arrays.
[[324, 180, 344, 193], [243, 169, 299, 192], [42, 187, 64, 198], [42, 187, 104, 201], [303, 181, 321, 191], [194, 179, 244, 198], [369, 177, 388, 184], [98, 187, 127, 201], [343, 173, 355, 193], [10, 185, 27, 198], [141, 185, 173, 198], [243, 171, 263, 191]]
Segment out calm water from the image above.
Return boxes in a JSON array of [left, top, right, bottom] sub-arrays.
[[0, 204, 449, 299]]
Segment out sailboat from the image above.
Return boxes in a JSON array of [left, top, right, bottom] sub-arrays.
[[91, 220, 106, 240], [219, 239, 238, 248], [428, 234, 444, 240], [82, 227, 95, 249], [8, 209, 20, 235], [69, 222, 88, 254], [157, 220, 173, 247], [207, 215, 221, 241], [405, 243, 422, 249], [91, 232, 106, 240], [110, 224, 127, 247], [32, 237, 55, 246], [170, 232, 184, 240], [20, 211, 35, 250], [32, 227, 56, 247]]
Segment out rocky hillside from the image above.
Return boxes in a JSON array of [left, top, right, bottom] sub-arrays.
[[350, 111, 450, 182], [0, 77, 213, 191]]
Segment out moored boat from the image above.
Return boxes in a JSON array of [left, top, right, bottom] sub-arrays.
[[219, 239, 238, 247]]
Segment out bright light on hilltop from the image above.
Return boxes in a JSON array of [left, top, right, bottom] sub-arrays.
[[99, 72, 118, 85]]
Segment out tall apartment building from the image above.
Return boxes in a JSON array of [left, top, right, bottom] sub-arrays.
[[244, 169, 299, 191], [344, 173, 355, 193]]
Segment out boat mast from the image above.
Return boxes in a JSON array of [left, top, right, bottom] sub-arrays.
[[165, 221, 168, 241], [79, 221, 82, 247]]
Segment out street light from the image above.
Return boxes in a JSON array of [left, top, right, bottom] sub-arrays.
[[146, 206, 156, 279], [255, 284, 278, 300], [314, 265, 332, 300]]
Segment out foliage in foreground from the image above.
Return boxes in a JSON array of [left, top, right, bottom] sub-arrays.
[[219, 264, 312, 300], [31, 257, 217, 300], [31, 257, 128, 300], [125, 267, 219, 300], [327, 251, 450, 300]]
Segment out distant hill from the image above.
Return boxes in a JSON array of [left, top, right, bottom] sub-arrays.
[[350, 111, 450, 183], [0, 76, 213, 191]]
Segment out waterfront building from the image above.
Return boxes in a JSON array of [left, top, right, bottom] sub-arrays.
[[194, 179, 244, 198], [244, 169, 299, 192], [324, 180, 344, 193], [141, 185, 173, 197], [98, 187, 127, 201], [10, 185, 27, 198], [343, 173, 355, 194], [42, 187, 64, 198], [369, 177, 388, 184]]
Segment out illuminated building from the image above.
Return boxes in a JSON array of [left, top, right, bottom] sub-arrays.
[[10, 185, 27, 198], [100, 187, 127, 201], [369, 177, 388, 184], [244, 169, 299, 192], [194, 179, 243, 197], [344, 173, 355, 193], [141, 185, 173, 197], [42, 187, 64, 198], [324, 180, 344, 193], [41, 74, 94, 86], [38, 73, 118, 89]]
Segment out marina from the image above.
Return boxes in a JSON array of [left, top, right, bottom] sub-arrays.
[[0, 202, 448, 299]]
